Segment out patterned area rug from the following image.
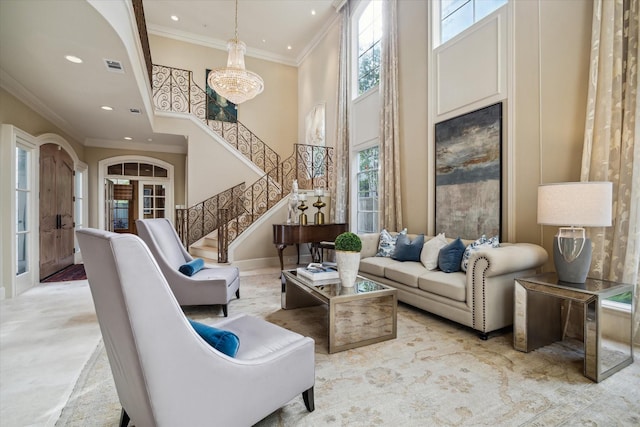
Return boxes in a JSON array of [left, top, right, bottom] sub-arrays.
[[42, 264, 87, 283], [56, 273, 640, 426]]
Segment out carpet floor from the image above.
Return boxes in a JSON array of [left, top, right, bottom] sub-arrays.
[[56, 273, 640, 426]]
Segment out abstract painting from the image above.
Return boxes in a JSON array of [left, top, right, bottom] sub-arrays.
[[205, 69, 237, 123], [435, 102, 502, 240]]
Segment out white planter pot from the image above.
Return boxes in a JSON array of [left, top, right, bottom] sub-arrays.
[[335, 251, 360, 288]]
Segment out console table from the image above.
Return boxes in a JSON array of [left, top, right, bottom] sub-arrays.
[[272, 223, 348, 270], [514, 272, 634, 382]]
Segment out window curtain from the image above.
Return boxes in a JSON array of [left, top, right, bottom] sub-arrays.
[[378, 0, 403, 231], [331, 1, 351, 224], [581, 0, 639, 343]]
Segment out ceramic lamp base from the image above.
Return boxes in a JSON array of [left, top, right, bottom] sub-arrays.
[[553, 238, 592, 283]]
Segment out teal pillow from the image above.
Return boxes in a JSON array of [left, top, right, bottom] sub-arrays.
[[189, 319, 240, 357], [179, 258, 205, 276], [391, 234, 425, 261], [438, 238, 466, 273]]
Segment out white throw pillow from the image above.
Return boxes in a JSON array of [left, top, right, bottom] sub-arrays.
[[420, 233, 448, 270]]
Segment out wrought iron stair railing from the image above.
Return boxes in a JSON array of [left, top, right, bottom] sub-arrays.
[[176, 144, 334, 263], [152, 64, 281, 174]]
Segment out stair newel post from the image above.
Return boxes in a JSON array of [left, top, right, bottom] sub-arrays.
[[188, 70, 192, 114], [217, 207, 228, 263]]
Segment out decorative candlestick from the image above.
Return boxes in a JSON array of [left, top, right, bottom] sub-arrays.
[[298, 193, 308, 225], [313, 190, 326, 225]]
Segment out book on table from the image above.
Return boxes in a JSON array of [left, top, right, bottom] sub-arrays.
[[296, 263, 339, 281]]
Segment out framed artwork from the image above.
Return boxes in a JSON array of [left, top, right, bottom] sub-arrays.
[[435, 102, 502, 240], [205, 69, 237, 123]]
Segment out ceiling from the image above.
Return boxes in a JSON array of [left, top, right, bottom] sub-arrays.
[[0, 0, 340, 153]]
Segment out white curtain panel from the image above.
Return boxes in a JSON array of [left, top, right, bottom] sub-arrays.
[[581, 0, 639, 343]]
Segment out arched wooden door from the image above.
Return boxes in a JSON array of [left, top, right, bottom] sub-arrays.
[[39, 143, 74, 280]]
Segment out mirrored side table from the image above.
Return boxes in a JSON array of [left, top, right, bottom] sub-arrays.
[[514, 272, 634, 382]]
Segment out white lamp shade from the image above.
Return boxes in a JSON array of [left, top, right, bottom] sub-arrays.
[[537, 182, 612, 227]]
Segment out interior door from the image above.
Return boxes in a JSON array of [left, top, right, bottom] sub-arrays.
[[39, 143, 74, 280]]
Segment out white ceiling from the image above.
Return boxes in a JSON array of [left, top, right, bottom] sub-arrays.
[[0, 0, 340, 152], [144, 0, 339, 65]]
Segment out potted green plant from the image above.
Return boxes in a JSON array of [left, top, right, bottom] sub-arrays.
[[334, 232, 362, 287]]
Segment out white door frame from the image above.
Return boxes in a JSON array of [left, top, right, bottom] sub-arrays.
[[98, 156, 175, 230]]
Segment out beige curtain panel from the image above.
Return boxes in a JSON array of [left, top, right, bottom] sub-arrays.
[[581, 0, 639, 343]]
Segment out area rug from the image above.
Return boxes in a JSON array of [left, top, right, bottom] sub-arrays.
[[42, 264, 87, 283], [57, 272, 640, 426]]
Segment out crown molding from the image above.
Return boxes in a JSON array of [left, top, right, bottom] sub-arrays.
[[0, 68, 84, 143], [84, 137, 187, 154]]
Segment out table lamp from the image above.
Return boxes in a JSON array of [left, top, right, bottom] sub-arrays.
[[537, 182, 612, 283]]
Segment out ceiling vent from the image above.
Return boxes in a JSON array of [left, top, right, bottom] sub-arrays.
[[129, 108, 142, 115], [104, 59, 124, 73]]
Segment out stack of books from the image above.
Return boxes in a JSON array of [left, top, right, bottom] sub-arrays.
[[296, 263, 339, 281]]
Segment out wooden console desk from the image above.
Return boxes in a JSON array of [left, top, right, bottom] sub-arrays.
[[273, 223, 348, 270]]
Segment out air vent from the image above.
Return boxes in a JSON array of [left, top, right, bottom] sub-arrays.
[[104, 59, 124, 73], [129, 108, 141, 115]]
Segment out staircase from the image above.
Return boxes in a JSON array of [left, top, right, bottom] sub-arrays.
[[151, 64, 334, 262]]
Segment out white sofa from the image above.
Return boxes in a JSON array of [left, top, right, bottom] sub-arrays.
[[357, 233, 548, 339]]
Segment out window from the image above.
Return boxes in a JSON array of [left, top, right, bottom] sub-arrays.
[[439, 0, 507, 44], [143, 184, 166, 219], [356, 146, 379, 233], [356, 0, 383, 96], [15, 146, 30, 276], [75, 170, 84, 230]]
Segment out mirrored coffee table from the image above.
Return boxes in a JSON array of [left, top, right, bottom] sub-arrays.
[[281, 270, 397, 353]]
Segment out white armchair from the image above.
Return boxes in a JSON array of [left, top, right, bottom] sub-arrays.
[[136, 218, 240, 316], [77, 228, 315, 427]]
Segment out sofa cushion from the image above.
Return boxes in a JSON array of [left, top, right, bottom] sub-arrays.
[[421, 233, 448, 270], [375, 228, 407, 257], [438, 238, 466, 273], [384, 261, 426, 288], [461, 235, 500, 272], [417, 271, 466, 302], [391, 234, 424, 261], [359, 256, 397, 277]]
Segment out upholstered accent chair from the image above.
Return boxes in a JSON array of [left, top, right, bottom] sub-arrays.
[[136, 218, 240, 316], [77, 228, 315, 427]]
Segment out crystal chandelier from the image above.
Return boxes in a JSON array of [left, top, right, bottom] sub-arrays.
[[207, 0, 264, 105]]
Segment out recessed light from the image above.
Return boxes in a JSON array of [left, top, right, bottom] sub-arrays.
[[124, 137, 132, 141], [171, 15, 179, 21], [287, 45, 292, 50], [101, 105, 113, 111], [262, 39, 266, 43], [147, 138, 153, 142], [311, 9, 316, 15], [65, 55, 83, 64]]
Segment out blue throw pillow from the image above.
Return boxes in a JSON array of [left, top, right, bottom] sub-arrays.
[[438, 238, 466, 273], [179, 258, 205, 276], [189, 319, 240, 357], [391, 234, 425, 262]]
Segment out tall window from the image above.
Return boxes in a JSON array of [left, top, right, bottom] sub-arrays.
[[357, 0, 383, 96], [356, 146, 379, 233], [15, 146, 30, 276], [440, 0, 507, 44]]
